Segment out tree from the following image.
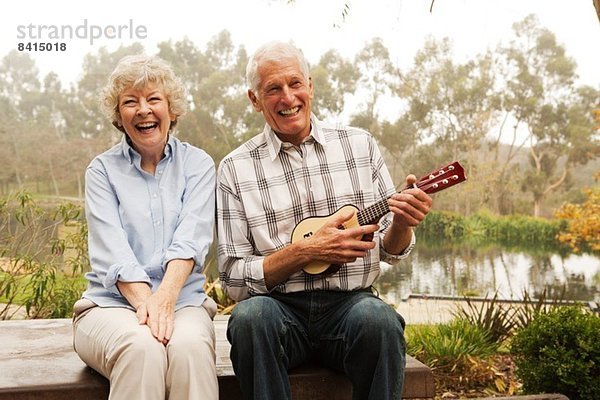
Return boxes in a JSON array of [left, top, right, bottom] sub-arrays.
[[158, 31, 257, 163], [349, 38, 396, 137], [555, 172, 600, 253], [501, 15, 599, 216], [310, 49, 359, 120], [394, 38, 501, 214], [76, 43, 146, 139]]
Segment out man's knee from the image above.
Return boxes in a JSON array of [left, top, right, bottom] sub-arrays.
[[230, 296, 281, 327], [348, 297, 405, 342]]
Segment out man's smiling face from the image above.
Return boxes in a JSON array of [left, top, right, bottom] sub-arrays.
[[248, 57, 314, 146]]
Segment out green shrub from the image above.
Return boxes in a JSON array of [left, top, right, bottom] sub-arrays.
[[417, 210, 566, 251], [406, 319, 498, 371], [452, 289, 569, 345], [511, 287, 565, 331], [0, 191, 88, 319], [452, 293, 516, 344], [417, 211, 467, 238], [510, 306, 600, 400]]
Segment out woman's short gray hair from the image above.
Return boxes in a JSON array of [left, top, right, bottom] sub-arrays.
[[246, 41, 310, 94], [100, 54, 188, 133]]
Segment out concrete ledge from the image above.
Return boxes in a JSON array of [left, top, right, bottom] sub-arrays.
[[480, 395, 569, 400], [0, 316, 435, 399]]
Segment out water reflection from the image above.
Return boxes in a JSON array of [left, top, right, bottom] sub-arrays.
[[375, 240, 600, 305]]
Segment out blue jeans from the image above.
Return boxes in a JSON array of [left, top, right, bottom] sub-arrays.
[[227, 289, 406, 400]]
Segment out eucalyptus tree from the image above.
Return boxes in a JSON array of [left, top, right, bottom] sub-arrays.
[[499, 15, 598, 216], [0, 51, 41, 190], [75, 43, 146, 140], [0, 96, 20, 192], [0, 50, 40, 116], [158, 31, 257, 163], [0, 52, 81, 195], [310, 49, 359, 120], [349, 38, 396, 137], [394, 38, 501, 214]]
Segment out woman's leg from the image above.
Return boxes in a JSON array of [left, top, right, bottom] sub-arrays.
[[166, 305, 218, 400], [73, 306, 167, 400]]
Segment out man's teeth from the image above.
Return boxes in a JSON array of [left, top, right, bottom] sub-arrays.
[[280, 107, 299, 115]]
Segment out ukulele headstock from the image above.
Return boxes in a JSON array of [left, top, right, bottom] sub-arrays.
[[413, 161, 466, 194]]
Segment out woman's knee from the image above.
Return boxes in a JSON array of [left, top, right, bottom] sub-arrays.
[[115, 327, 167, 367]]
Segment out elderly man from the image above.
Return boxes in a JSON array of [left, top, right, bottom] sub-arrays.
[[217, 41, 432, 400]]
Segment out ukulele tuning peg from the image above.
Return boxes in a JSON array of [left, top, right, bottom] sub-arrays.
[[452, 175, 458, 180], [448, 165, 454, 171], [429, 174, 435, 179], [432, 183, 438, 188], [442, 179, 448, 184]]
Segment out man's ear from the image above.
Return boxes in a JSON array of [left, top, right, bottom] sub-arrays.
[[308, 77, 314, 99], [248, 90, 262, 112]]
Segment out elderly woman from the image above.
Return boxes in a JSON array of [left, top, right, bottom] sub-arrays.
[[72, 54, 218, 400]]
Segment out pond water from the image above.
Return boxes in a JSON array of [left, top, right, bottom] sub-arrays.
[[375, 240, 600, 305]]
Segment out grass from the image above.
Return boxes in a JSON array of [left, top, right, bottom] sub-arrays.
[[406, 320, 519, 397]]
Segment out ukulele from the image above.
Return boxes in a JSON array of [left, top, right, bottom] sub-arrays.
[[291, 160, 466, 275]]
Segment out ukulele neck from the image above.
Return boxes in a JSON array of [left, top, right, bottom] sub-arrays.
[[356, 199, 390, 226]]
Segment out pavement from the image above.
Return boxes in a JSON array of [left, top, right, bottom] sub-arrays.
[[0, 303, 27, 320], [396, 297, 460, 325]]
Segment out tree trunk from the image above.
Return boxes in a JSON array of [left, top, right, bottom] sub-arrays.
[[533, 199, 541, 218], [48, 158, 60, 196]]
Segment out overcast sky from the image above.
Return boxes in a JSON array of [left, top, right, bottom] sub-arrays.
[[1, 0, 599, 89]]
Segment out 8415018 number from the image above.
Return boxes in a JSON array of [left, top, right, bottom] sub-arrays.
[[18, 42, 66, 52]]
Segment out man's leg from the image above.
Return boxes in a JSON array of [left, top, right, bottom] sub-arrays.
[[227, 295, 311, 400], [317, 291, 406, 400]]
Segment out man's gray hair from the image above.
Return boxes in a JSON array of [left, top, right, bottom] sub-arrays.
[[246, 41, 310, 94]]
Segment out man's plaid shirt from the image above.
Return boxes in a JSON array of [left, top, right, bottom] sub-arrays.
[[216, 115, 415, 301]]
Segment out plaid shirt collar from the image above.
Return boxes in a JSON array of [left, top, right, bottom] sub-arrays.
[[264, 113, 327, 161]]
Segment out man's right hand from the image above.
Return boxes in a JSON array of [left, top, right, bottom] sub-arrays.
[[304, 210, 378, 265], [262, 210, 378, 289]]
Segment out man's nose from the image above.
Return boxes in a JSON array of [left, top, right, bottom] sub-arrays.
[[281, 86, 295, 103]]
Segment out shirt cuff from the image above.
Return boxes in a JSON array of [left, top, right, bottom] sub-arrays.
[[104, 262, 152, 295], [379, 230, 416, 265], [244, 256, 270, 296], [164, 242, 198, 270]]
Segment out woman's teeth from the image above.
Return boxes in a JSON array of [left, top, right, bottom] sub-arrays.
[[136, 122, 158, 131]]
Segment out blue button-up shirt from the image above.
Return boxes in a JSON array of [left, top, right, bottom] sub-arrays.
[[82, 135, 215, 310]]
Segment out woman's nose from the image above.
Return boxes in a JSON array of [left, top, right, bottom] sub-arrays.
[[137, 101, 152, 116]]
